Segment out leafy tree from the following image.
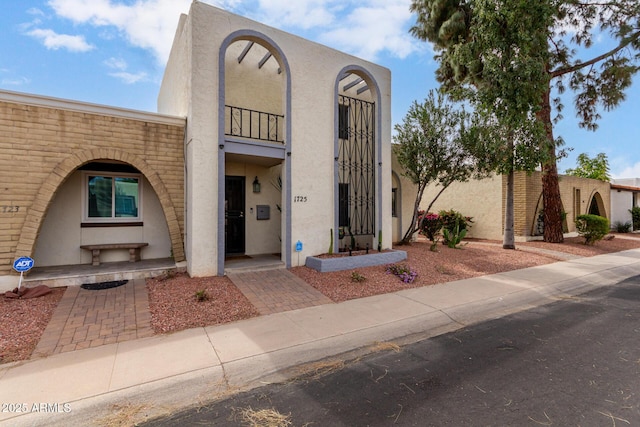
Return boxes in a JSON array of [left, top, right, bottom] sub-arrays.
[[410, 0, 640, 243], [394, 90, 486, 244], [565, 153, 611, 181]]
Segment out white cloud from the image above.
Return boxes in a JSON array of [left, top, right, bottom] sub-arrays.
[[104, 57, 128, 71], [256, 0, 338, 29], [47, 0, 238, 64], [612, 162, 640, 180], [108, 71, 148, 84], [26, 28, 95, 52], [318, 1, 418, 60], [1, 76, 31, 86], [45, 0, 420, 64], [27, 8, 46, 17], [104, 57, 147, 83]]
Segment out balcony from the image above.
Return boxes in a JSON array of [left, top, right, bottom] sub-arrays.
[[224, 105, 284, 144]]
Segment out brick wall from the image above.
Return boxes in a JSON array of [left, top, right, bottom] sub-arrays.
[[509, 171, 610, 238], [0, 97, 185, 276]]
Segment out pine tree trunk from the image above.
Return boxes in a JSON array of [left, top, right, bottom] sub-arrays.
[[538, 88, 564, 243]]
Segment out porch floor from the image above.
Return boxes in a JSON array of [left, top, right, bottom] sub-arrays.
[[24, 258, 178, 288]]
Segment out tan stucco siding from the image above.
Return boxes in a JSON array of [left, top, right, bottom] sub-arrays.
[[421, 176, 503, 240], [0, 96, 185, 277]]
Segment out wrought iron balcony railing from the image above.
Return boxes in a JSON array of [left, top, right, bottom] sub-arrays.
[[224, 105, 284, 143]]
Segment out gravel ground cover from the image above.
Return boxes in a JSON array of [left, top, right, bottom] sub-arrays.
[[2, 235, 640, 364]]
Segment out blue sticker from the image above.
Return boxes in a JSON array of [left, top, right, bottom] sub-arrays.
[[13, 256, 34, 272]]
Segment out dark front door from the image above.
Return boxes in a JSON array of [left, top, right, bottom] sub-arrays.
[[225, 176, 245, 255]]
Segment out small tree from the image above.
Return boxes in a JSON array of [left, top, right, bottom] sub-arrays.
[[565, 153, 611, 182], [394, 90, 484, 244]]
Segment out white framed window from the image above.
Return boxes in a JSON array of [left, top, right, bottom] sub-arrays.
[[83, 172, 142, 223]]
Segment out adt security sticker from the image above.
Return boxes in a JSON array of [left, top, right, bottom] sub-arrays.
[[13, 257, 34, 272]]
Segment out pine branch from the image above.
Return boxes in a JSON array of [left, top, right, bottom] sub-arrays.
[[550, 30, 640, 78]]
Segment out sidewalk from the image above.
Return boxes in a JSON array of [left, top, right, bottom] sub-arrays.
[[2, 249, 640, 426]]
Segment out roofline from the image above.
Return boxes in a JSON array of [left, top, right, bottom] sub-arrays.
[[611, 183, 640, 192], [0, 89, 186, 126]]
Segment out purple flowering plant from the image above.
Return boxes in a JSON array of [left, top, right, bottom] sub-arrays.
[[386, 263, 418, 284]]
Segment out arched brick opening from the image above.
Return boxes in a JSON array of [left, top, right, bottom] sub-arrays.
[[15, 148, 185, 262], [588, 191, 607, 218]]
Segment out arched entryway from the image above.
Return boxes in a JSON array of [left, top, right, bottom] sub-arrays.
[[333, 66, 382, 252], [588, 191, 607, 217], [17, 149, 184, 266], [218, 30, 292, 273]]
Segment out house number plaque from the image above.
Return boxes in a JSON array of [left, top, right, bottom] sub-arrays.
[[294, 196, 307, 202], [1, 206, 20, 213]]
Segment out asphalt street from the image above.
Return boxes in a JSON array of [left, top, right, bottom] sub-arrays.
[[143, 274, 640, 426]]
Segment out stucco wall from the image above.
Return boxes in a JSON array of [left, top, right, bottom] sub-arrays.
[[391, 150, 419, 243], [33, 173, 172, 265], [0, 92, 185, 285], [611, 189, 633, 228], [421, 176, 504, 240], [159, 2, 392, 275]]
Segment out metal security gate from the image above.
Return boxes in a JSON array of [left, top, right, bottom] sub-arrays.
[[338, 95, 375, 236]]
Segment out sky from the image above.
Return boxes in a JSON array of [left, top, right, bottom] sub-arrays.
[[1, 0, 639, 178]]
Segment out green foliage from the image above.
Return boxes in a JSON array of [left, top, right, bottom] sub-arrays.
[[394, 90, 487, 244], [575, 214, 610, 245], [613, 221, 632, 233], [442, 223, 467, 248], [565, 153, 611, 182], [194, 289, 209, 302], [439, 209, 472, 232], [350, 271, 366, 283], [629, 206, 640, 230], [438, 209, 471, 248]]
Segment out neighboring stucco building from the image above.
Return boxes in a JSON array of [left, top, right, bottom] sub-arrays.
[[611, 178, 640, 229], [0, 1, 393, 287], [391, 148, 611, 241], [0, 91, 186, 289]]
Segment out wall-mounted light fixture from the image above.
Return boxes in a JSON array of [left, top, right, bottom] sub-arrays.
[[253, 176, 261, 193]]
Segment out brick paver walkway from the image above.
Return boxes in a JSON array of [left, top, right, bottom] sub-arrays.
[[31, 269, 331, 357], [227, 268, 333, 315], [33, 279, 152, 357]]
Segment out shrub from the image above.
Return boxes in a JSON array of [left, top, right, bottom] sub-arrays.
[[419, 212, 443, 242], [443, 223, 467, 248], [386, 263, 418, 284], [613, 221, 632, 233], [630, 207, 640, 231], [194, 289, 209, 302], [575, 214, 610, 245], [439, 209, 472, 245], [351, 271, 366, 283]]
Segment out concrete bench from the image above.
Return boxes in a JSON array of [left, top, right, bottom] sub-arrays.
[[80, 243, 149, 266]]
